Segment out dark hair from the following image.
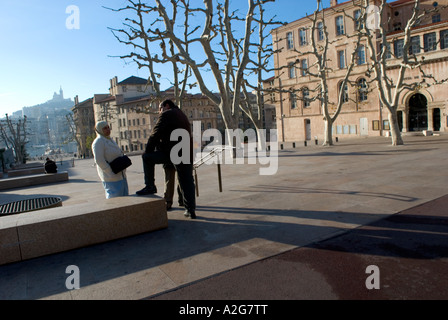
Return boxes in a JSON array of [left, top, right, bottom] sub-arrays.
[[161, 99, 178, 109]]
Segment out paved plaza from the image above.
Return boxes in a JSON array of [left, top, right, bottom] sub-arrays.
[[0, 134, 447, 300]]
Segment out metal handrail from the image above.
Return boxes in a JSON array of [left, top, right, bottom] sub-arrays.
[[193, 145, 234, 196], [193, 145, 234, 169]]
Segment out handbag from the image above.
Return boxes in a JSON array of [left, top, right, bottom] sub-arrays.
[[109, 155, 132, 174]]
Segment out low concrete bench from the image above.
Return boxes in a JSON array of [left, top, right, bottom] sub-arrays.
[[0, 196, 168, 265], [0, 172, 68, 190], [7, 167, 46, 177]]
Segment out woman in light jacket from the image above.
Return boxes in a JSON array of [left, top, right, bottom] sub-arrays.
[[92, 121, 129, 199]]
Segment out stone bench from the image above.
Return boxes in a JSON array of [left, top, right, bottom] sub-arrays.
[[0, 172, 68, 190], [0, 196, 168, 265], [7, 167, 46, 177]]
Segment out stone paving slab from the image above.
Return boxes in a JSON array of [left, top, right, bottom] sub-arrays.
[[0, 135, 447, 300]]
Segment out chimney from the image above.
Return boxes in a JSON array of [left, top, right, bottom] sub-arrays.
[[74, 95, 79, 105], [331, 0, 338, 6]]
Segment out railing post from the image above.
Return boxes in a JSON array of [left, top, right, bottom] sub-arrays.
[[194, 169, 199, 197], [217, 163, 222, 193]]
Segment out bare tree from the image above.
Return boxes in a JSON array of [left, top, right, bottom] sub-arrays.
[[0, 114, 29, 164], [363, 0, 448, 145], [107, 0, 196, 109], [108, 0, 283, 149], [65, 113, 82, 154]]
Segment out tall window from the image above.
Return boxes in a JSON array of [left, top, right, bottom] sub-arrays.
[[303, 88, 310, 107], [339, 82, 349, 103], [394, 39, 404, 58], [299, 28, 307, 46], [424, 32, 437, 52], [357, 45, 366, 65], [290, 92, 297, 109], [357, 78, 368, 102], [381, 42, 392, 59], [288, 62, 295, 79], [441, 30, 448, 49], [300, 59, 308, 76], [409, 36, 420, 55], [317, 22, 324, 41], [354, 9, 364, 30], [286, 32, 294, 49], [336, 16, 345, 35], [338, 50, 346, 69]]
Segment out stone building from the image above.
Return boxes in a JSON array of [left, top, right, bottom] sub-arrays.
[[71, 96, 95, 157], [270, 0, 448, 142]]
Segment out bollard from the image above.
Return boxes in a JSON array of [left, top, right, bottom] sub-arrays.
[[217, 163, 222, 193], [336, 137, 339, 142], [304, 141, 307, 146], [292, 142, 296, 148], [315, 139, 318, 145], [280, 144, 284, 150]]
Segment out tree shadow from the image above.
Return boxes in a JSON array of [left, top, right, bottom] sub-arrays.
[[229, 185, 418, 202]]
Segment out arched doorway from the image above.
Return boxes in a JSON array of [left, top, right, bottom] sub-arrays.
[[408, 93, 427, 132]]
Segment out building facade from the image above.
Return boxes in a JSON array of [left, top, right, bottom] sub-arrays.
[[72, 96, 95, 157], [270, 0, 448, 142]]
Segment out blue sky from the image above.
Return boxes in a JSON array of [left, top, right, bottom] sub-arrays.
[[0, 0, 330, 116]]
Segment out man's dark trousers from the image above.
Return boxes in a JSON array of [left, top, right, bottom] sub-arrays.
[[142, 151, 196, 213]]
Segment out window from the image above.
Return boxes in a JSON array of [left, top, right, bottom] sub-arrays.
[[286, 32, 294, 49], [357, 45, 366, 65], [393, 22, 402, 31], [338, 50, 346, 68], [299, 28, 307, 46], [317, 22, 324, 41], [300, 59, 308, 76], [339, 82, 349, 103], [409, 36, 420, 55], [358, 78, 368, 102], [303, 88, 310, 107], [288, 62, 296, 79], [424, 32, 437, 52], [441, 30, 448, 49], [394, 39, 404, 58], [336, 16, 345, 35], [432, 14, 441, 23], [354, 9, 364, 30], [381, 42, 392, 59], [290, 92, 297, 109]]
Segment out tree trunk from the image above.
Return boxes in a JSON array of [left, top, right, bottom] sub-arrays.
[[323, 117, 334, 146], [388, 110, 403, 146]]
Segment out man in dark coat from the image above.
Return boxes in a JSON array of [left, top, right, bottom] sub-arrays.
[[44, 157, 58, 173], [136, 99, 196, 219]]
